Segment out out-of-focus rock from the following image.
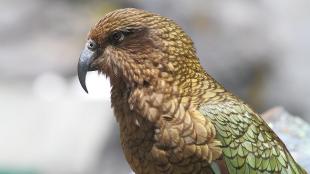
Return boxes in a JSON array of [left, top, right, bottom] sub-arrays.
[[262, 107, 310, 172]]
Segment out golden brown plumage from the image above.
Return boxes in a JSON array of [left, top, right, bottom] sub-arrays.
[[77, 8, 307, 174]]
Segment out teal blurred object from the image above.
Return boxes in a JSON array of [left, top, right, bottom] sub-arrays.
[[0, 168, 38, 174]]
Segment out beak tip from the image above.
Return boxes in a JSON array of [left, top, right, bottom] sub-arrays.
[[83, 86, 89, 94], [78, 61, 89, 94], [80, 83, 89, 93], [78, 74, 89, 94]]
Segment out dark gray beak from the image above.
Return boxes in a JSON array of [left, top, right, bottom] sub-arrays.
[[78, 40, 98, 93]]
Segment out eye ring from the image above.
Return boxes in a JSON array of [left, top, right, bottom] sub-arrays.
[[110, 31, 125, 44]]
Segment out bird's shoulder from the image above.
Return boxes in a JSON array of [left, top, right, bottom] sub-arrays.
[[198, 99, 306, 174]]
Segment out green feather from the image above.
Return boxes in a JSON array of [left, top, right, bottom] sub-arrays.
[[199, 101, 307, 174]]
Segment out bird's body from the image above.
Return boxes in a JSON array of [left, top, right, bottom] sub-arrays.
[[78, 8, 307, 174]]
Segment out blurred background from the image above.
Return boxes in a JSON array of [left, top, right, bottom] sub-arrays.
[[1, 0, 309, 173]]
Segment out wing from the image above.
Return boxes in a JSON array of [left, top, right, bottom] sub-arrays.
[[199, 100, 307, 174]]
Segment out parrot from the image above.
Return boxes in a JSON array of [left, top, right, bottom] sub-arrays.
[[77, 8, 307, 174]]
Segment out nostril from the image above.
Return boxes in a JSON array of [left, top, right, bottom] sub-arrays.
[[87, 40, 98, 50]]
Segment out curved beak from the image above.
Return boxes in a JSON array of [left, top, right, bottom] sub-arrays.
[[77, 41, 98, 93]]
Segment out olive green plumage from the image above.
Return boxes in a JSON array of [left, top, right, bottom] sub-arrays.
[[77, 8, 307, 174], [200, 101, 306, 174]]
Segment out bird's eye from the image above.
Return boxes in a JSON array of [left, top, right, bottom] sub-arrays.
[[110, 31, 125, 44]]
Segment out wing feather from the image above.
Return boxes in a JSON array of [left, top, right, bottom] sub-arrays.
[[199, 101, 307, 174]]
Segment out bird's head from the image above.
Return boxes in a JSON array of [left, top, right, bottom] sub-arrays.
[[78, 8, 202, 93]]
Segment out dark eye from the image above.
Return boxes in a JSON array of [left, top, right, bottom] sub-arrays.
[[110, 31, 125, 44]]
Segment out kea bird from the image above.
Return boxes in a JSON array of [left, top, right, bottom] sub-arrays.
[[77, 8, 307, 174]]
